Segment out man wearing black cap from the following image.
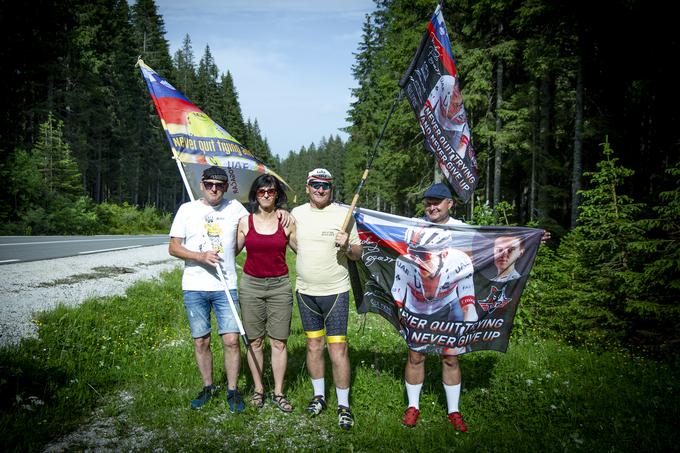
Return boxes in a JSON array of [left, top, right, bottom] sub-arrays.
[[169, 166, 249, 412], [399, 182, 470, 431]]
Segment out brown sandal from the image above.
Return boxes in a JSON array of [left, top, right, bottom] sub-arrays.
[[249, 391, 265, 408], [272, 393, 294, 413]]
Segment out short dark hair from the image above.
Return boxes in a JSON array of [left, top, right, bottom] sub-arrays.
[[248, 174, 287, 212]]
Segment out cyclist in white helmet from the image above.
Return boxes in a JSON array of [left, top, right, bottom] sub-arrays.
[[394, 225, 476, 320], [424, 75, 471, 159]]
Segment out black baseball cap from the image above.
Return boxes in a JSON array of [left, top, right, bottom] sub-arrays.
[[202, 166, 228, 182]]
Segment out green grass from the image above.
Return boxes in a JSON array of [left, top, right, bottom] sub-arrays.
[[1, 252, 678, 452]]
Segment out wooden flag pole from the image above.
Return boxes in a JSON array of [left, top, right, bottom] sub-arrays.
[[340, 90, 403, 232]]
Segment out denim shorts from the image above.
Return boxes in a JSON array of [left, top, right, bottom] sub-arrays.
[[183, 289, 240, 338]]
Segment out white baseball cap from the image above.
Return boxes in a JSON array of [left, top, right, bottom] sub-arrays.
[[307, 168, 334, 184]]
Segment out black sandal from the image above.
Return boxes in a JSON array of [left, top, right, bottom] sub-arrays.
[[249, 391, 265, 408], [272, 393, 294, 413]]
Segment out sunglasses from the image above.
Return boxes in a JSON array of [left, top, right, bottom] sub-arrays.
[[309, 181, 331, 191], [203, 181, 226, 191], [256, 188, 277, 198], [411, 250, 438, 262]]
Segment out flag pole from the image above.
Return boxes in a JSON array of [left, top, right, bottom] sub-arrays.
[[340, 89, 403, 232]]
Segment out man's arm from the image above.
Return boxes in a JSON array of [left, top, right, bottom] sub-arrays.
[[276, 209, 292, 228], [287, 221, 297, 253], [169, 236, 220, 267]]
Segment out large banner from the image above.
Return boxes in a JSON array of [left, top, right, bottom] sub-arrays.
[[349, 207, 542, 355], [137, 59, 289, 202], [398, 5, 478, 202]]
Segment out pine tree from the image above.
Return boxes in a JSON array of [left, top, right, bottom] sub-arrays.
[[32, 113, 83, 198], [196, 46, 221, 117], [528, 138, 650, 346], [217, 71, 247, 142], [173, 34, 197, 100]]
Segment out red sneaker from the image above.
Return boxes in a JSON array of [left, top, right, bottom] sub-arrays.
[[402, 406, 420, 427], [447, 411, 468, 432]]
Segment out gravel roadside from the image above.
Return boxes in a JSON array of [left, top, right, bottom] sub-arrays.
[[0, 244, 181, 347]]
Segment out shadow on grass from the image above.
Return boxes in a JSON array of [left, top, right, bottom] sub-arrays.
[[0, 339, 116, 450]]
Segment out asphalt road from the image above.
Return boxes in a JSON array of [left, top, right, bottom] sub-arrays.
[[0, 235, 169, 264]]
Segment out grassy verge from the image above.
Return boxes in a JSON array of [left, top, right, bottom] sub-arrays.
[[1, 252, 678, 452]]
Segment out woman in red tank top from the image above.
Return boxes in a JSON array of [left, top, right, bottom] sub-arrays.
[[236, 174, 295, 412]]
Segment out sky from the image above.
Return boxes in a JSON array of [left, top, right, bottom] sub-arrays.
[[155, 0, 377, 158]]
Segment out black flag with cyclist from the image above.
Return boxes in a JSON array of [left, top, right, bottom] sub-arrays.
[[398, 4, 478, 202], [349, 207, 542, 355]]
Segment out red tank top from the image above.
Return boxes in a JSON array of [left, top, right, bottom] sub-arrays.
[[243, 214, 289, 277]]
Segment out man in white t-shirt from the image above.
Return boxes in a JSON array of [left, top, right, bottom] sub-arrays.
[[169, 166, 249, 412], [397, 183, 474, 431], [398, 184, 549, 431], [289, 168, 362, 430]]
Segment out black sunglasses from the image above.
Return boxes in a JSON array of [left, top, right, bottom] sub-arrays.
[[203, 181, 226, 191], [309, 181, 331, 191]]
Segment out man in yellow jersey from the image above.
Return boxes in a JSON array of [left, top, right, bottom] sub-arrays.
[[289, 168, 362, 430]]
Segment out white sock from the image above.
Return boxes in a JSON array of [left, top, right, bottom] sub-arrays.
[[311, 378, 325, 399], [336, 386, 350, 408], [443, 382, 461, 413], [405, 381, 423, 409]]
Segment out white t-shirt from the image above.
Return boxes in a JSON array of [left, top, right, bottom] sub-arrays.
[[169, 199, 248, 291]]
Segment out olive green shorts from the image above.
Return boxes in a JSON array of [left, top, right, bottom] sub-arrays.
[[238, 273, 293, 341]]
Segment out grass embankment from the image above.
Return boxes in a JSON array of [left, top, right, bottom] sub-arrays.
[[1, 252, 678, 451]]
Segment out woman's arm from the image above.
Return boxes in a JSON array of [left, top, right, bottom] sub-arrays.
[[235, 215, 248, 255]]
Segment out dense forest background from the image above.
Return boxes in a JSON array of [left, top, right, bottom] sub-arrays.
[[1, 0, 678, 353]]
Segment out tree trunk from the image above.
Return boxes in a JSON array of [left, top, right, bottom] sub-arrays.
[[571, 55, 584, 227], [486, 138, 491, 203], [493, 57, 503, 207], [434, 162, 443, 183], [538, 71, 554, 219], [95, 145, 102, 203]]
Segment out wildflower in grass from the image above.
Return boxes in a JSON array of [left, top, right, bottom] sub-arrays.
[[526, 379, 533, 386], [28, 396, 45, 406], [571, 433, 584, 445]]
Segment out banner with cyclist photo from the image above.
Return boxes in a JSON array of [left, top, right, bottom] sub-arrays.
[[398, 4, 478, 202], [348, 207, 543, 355]]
